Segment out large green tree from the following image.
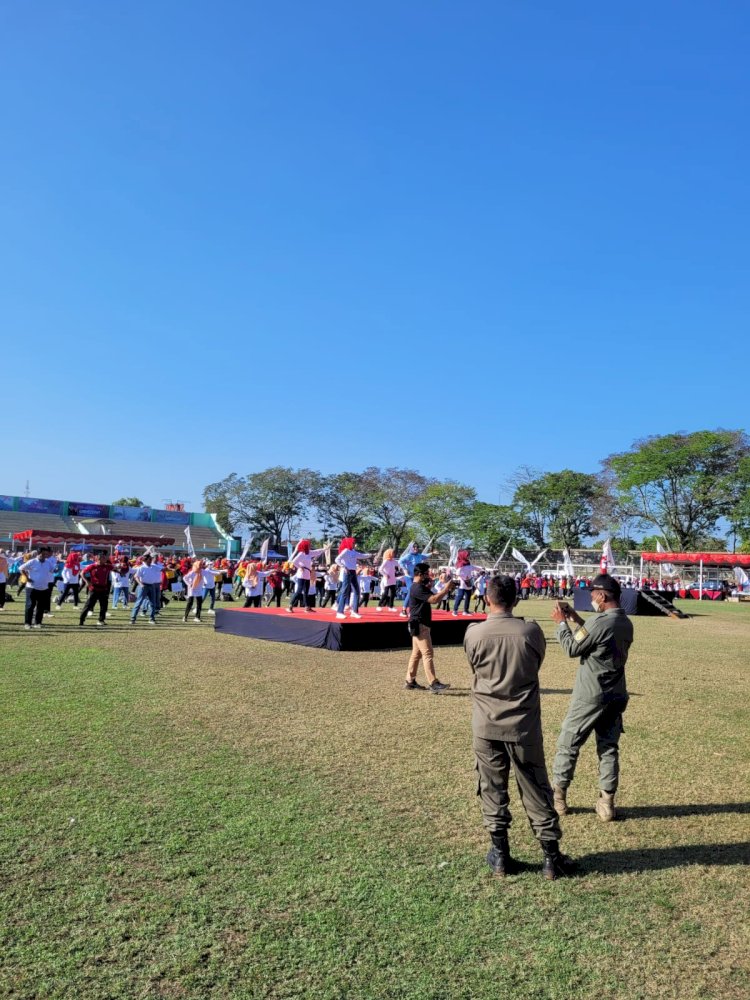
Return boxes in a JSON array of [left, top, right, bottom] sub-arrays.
[[413, 481, 477, 544], [605, 429, 749, 550], [111, 497, 145, 507], [203, 467, 319, 542], [463, 502, 526, 560], [312, 472, 374, 539], [359, 467, 435, 551], [512, 469, 602, 548]]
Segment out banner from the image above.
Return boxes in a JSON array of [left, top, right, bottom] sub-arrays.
[[69, 501, 110, 519], [111, 504, 152, 521], [18, 496, 63, 515], [259, 537, 270, 563], [0, 495, 14, 511], [152, 508, 190, 524]]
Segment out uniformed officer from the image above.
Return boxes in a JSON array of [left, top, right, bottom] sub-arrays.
[[551, 573, 633, 821], [464, 575, 577, 880]]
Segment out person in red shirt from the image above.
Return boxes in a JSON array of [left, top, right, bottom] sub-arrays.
[[79, 551, 113, 627]]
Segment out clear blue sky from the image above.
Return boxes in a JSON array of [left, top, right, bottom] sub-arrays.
[[2, 1, 748, 509]]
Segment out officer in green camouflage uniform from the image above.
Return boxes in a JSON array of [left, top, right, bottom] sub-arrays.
[[464, 575, 577, 879], [551, 574, 633, 821]]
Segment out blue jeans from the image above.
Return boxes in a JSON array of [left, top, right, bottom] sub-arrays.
[[112, 586, 129, 608], [131, 583, 159, 621], [453, 588, 471, 614], [337, 569, 360, 613], [402, 576, 413, 610], [205, 586, 216, 610], [289, 579, 309, 610]]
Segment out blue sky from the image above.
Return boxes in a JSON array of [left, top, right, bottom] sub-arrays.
[[2, 1, 748, 509]]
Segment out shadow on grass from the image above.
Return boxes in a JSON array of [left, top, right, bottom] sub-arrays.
[[580, 841, 750, 873], [618, 802, 750, 819]]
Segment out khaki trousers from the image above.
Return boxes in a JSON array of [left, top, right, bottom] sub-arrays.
[[406, 625, 437, 685], [474, 735, 562, 843]]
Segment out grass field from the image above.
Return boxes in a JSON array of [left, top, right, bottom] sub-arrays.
[[1, 594, 749, 999]]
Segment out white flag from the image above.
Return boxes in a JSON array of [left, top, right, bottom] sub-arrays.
[[239, 536, 252, 563], [602, 538, 617, 575], [734, 566, 749, 588], [184, 526, 196, 557], [511, 548, 532, 571], [562, 548, 575, 578], [529, 548, 548, 568], [259, 537, 270, 563], [448, 537, 459, 568]]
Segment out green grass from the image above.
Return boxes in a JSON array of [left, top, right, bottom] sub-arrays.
[[1, 596, 749, 998]]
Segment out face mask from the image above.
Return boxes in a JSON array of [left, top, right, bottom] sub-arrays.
[[591, 596, 602, 612]]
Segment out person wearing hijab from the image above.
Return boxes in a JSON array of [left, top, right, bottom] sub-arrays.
[[288, 540, 325, 613], [376, 549, 400, 612], [183, 559, 207, 622], [56, 552, 83, 608], [452, 550, 484, 616], [334, 537, 370, 619]]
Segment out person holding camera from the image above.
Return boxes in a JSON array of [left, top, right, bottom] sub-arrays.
[[404, 562, 454, 693], [464, 575, 577, 880], [550, 573, 633, 822]]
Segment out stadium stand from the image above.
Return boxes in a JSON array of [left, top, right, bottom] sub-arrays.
[[0, 496, 238, 554]]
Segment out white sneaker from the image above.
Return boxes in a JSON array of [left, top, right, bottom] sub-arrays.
[[350, 612, 362, 619], [96, 621, 105, 627], [286, 607, 294, 614], [33, 624, 42, 629], [335, 612, 346, 619], [375, 607, 382, 613], [24, 624, 32, 630], [193, 617, 202, 623], [208, 609, 215, 615]]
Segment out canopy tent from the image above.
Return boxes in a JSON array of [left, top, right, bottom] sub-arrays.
[[13, 529, 175, 548], [640, 551, 750, 600], [250, 549, 287, 561], [641, 551, 750, 568]]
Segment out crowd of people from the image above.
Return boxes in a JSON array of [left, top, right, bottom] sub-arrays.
[[0, 538, 719, 631]]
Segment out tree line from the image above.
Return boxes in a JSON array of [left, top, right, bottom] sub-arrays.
[[202, 429, 750, 556]]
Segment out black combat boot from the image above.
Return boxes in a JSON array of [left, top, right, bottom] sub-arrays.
[[541, 840, 578, 880], [486, 832, 513, 877]]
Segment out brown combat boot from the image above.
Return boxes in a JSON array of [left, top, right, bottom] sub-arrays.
[[553, 785, 568, 817], [595, 791, 616, 821]]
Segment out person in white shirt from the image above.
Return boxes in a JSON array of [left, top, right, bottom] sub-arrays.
[[56, 553, 83, 608], [321, 565, 340, 607], [335, 537, 370, 619], [183, 559, 207, 622], [358, 567, 374, 607], [288, 540, 325, 613], [243, 562, 270, 609], [376, 549, 402, 612], [111, 562, 133, 609], [20, 546, 57, 629], [452, 550, 483, 616], [130, 554, 162, 625]]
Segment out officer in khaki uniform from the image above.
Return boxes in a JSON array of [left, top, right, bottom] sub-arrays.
[[551, 573, 633, 821], [464, 575, 576, 880]]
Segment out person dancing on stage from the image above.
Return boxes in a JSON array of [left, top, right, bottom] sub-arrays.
[[288, 540, 325, 613], [452, 550, 484, 616], [398, 541, 434, 618], [335, 537, 370, 619]]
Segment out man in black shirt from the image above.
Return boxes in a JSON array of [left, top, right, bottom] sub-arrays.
[[405, 563, 455, 693]]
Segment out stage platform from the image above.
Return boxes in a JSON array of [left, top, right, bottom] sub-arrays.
[[213, 605, 487, 652], [573, 588, 676, 615]]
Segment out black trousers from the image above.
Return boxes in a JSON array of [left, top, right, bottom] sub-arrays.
[[243, 595, 261, 608], [57, 583, 81, 606], [80, 590, 108, 624], [266, 586, 282, 607], [184, 596, 204, 618], [25, 588, 47, 625], [0, 582, 5, 608], [378, 584, 397, 608]]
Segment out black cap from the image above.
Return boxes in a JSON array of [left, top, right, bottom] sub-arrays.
[[587, 574, 621, 599]]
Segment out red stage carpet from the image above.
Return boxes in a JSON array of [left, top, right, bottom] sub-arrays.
[[213, 605, 487, 651]]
